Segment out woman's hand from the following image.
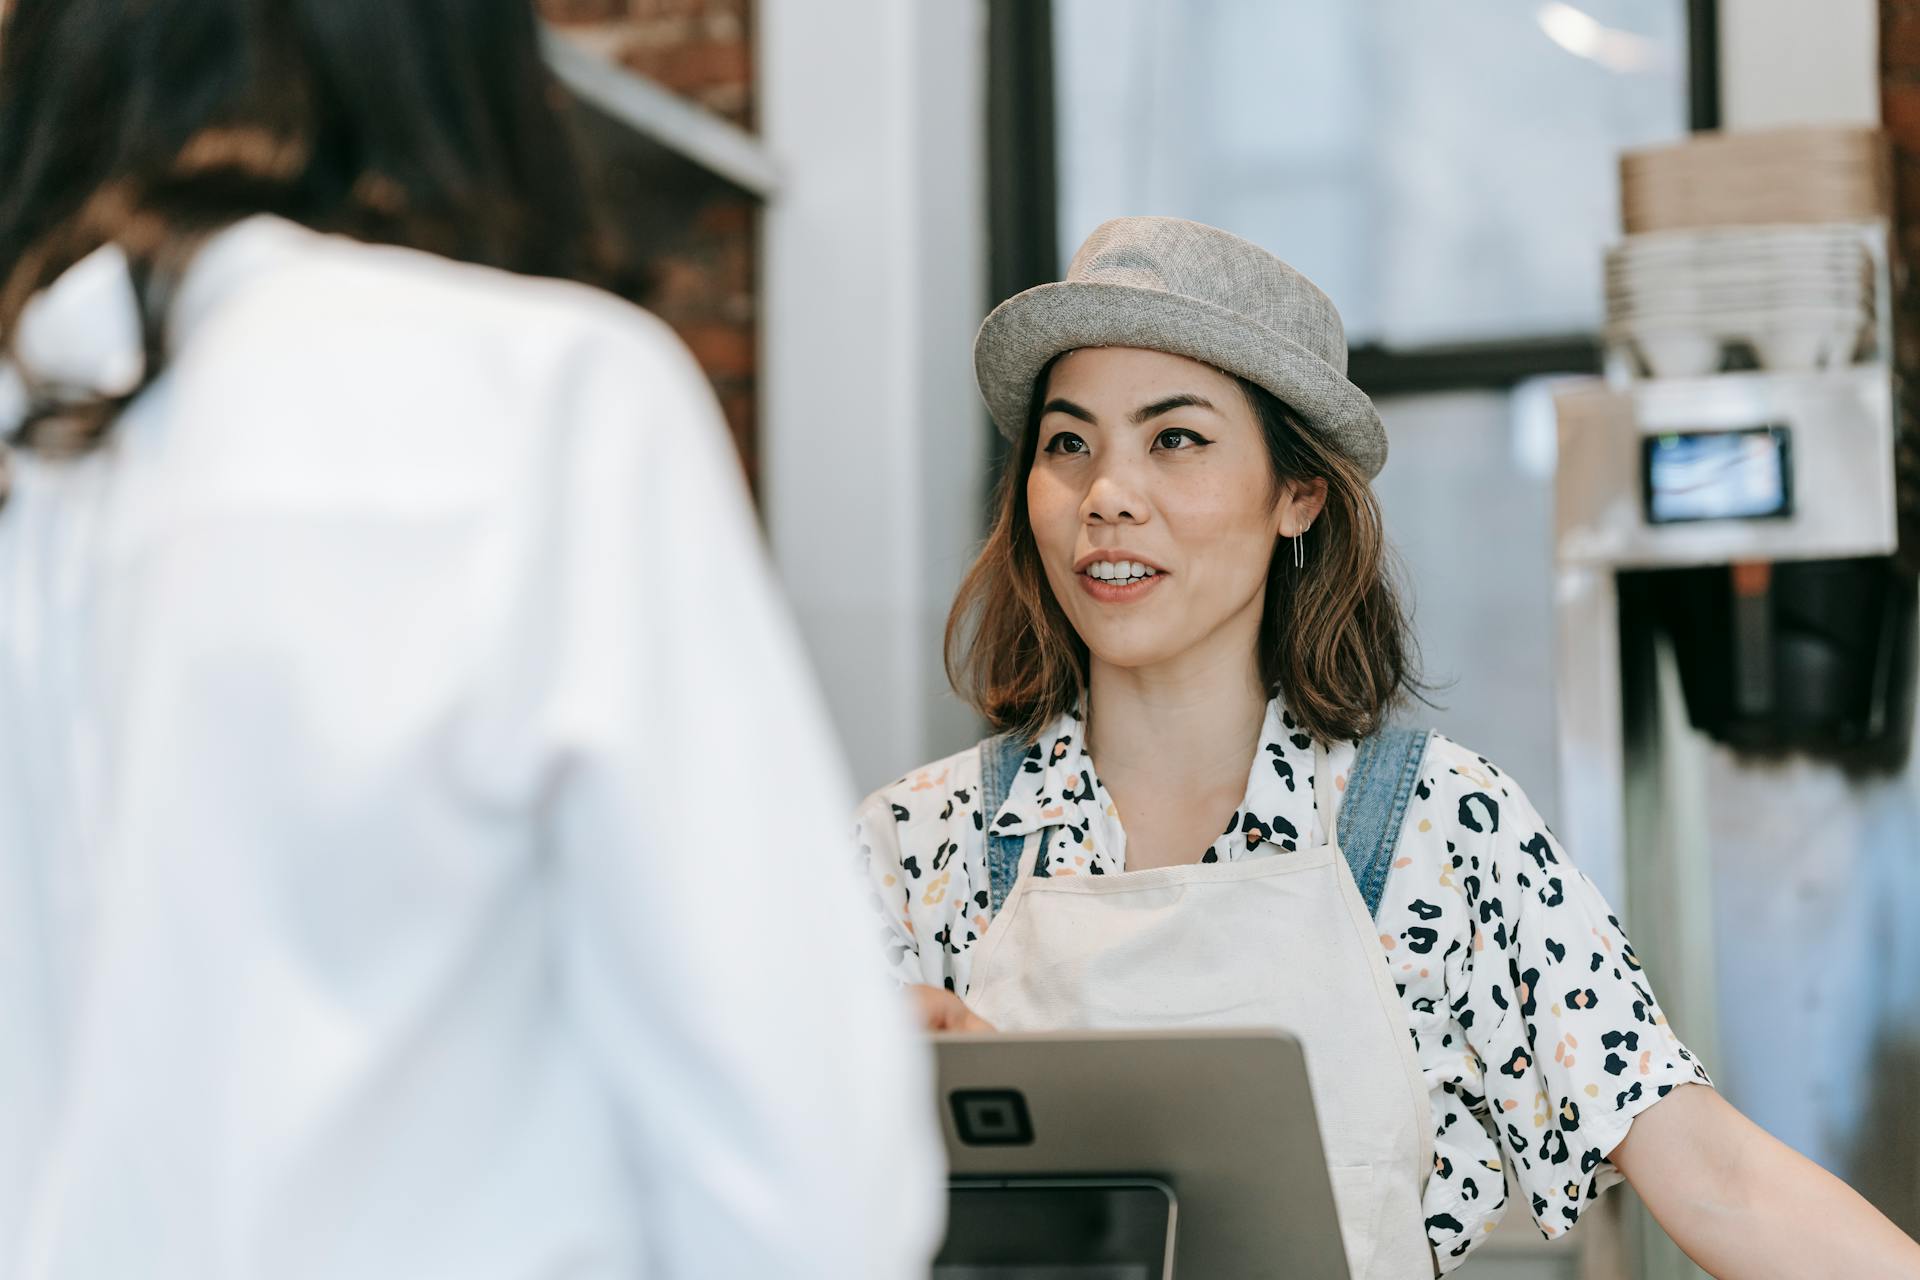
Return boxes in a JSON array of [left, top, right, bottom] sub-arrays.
[[1612, 1082, 1920, 1277], [908, 984, 997, 1033]]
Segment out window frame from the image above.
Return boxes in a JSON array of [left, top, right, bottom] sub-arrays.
[[988, 0, 1724, 400]]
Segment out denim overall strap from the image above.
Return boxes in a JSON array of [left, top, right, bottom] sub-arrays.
[[977, 733, 1033, 916], [1336, 728, 1434, 921]]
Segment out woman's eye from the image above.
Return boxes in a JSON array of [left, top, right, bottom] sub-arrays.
[[1154, 428, 1209, 450], [1043, 432, 1088, 455]]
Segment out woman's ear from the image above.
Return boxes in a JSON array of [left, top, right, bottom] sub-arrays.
[[1277, 476, 1330, 536]]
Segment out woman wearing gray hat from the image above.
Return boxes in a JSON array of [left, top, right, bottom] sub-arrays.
[[856, 217, 1920, 1276]]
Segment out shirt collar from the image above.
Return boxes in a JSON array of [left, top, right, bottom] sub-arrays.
[[0, 241, 145, 431], [1, 215, 319, 434], [986, 710, 1090, 840], [1212, 699, 1324, 860], [986, 699, 1325, 861]]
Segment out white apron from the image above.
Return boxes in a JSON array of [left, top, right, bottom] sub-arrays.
[[965, 747, 1436, 1279]]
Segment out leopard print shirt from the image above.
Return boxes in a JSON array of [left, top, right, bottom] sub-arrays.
[[854, 701, 1711, 1271]]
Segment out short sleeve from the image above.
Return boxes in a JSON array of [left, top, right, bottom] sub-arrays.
[[853, 752, 995, 996], [854, 794, 928, 988], [1445, 757, 1713, 1240]]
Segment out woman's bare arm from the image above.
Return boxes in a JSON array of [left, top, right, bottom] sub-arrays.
[[1611, 1082, 1920, 1278]]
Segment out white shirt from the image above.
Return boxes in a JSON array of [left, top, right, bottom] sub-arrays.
[[0, 217, 943, 1280], [856, 701, 1711, 1271]]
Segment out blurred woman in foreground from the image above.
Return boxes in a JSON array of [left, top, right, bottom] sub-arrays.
[[0, 2, 940, 1276]]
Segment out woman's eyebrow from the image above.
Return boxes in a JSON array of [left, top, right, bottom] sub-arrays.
[[1040, 397, 1097, 424], [1130, 393, 1216, 424]]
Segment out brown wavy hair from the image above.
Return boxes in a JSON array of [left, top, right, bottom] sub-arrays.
[[945, 358, 1422, 746], [0, 0, 604, 504]]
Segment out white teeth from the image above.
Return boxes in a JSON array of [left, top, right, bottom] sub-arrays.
[[1086, 560, 1158, 582]]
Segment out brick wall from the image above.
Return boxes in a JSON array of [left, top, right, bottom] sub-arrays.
[[542, 0, 761, 485], [1882, 1, 1920, 556]]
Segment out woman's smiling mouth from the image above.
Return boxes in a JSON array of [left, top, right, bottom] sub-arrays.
[[1076, 554, 1167, 601]]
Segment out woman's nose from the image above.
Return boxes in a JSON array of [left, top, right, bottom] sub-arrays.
[[1082, 464, 1147, 525]]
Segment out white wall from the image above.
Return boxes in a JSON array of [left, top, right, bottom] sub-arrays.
[[1372, 388, 1564, 823], [758, 0, 989, 793], [1719, 0, 1879, 130], [1688, 0, 1920, 1223]]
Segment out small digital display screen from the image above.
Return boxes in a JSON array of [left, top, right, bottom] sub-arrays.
[[1643, 426, 1793, 524], [934, 1268, 1146, 1280], [934, 1182, 1172, 1280]]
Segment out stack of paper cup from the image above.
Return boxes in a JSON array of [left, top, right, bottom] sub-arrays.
[[1605, 225, 1875, 377], [1605, 126, 1888, 379], [1620, 126, 1889, 235]]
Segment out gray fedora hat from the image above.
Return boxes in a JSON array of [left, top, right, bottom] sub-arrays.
[[973, 216, 1386, 478]]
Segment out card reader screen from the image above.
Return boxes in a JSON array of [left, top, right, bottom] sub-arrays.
[[935, 1181, 1172, 1280], [934, 1269, 1145, 1279], [1643, 426, 1793, 524]]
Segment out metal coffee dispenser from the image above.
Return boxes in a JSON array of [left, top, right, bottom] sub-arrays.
[[1551, 128, 1917, 1276], [1556, 214, 1905, 863]]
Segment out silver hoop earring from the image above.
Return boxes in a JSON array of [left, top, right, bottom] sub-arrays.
[[1293, 530, 1305, 570]]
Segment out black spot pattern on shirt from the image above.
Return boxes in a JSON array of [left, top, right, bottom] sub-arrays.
[[1458, 792, 1499, 834], [855, 720, 1712, 1270], [1264, 742, 1296, 791]]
